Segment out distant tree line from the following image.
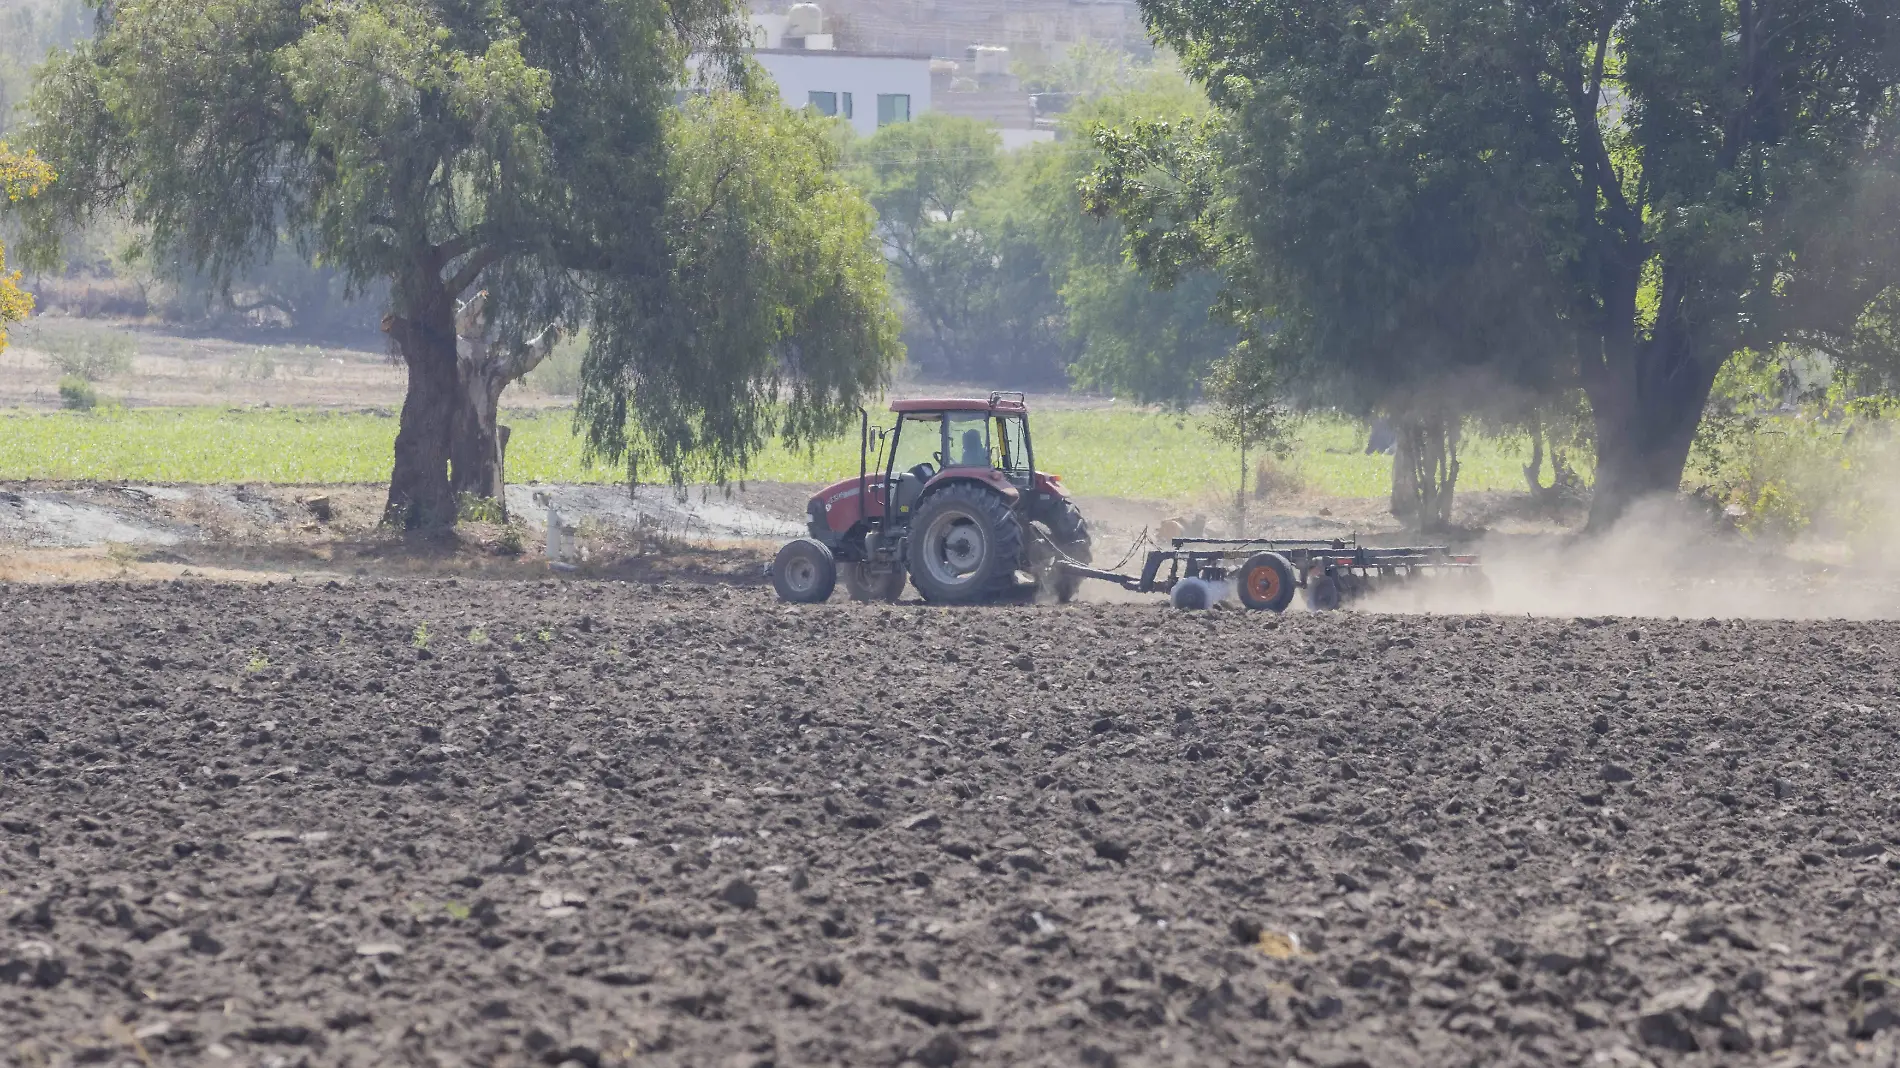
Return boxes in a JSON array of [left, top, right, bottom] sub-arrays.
[[841, 60, 1233, 406]]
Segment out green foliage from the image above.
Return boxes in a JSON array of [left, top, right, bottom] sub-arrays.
[[1687, 348, 1859, 540], [495, 526, 524, 555], [1049, 80, 1234, 405], [842, 73, 1233, 402], [1201, 345, 1290, 527], [455, 493, 505, 524], [577, 89, 901, 486], [1106, 0, 1900, 521], [846, 114, 1018, 379], [55, 374, 95, 410]]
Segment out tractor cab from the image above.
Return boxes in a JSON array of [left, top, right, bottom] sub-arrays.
[[885, 397, 1038, 523], [775, 392, 1093, 605]]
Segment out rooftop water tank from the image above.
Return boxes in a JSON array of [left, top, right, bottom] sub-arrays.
[[787, 3, 824, 38]]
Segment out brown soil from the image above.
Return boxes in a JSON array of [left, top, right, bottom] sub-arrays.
[[4, 582, 1898, 1066]]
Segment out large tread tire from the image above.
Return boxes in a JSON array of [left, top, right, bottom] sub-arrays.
[[1237, 552, 1297, 613], [772, 538, 837, 603], [907, 482, 1024, 605], [1050, 499, 1090, 544], [842, 561, 906, 602]]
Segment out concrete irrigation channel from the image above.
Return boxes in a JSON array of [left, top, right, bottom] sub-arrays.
[[4, 580, 1900, 1066]]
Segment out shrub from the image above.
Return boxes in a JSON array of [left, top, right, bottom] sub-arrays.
[[456, 493, 505, 524], [24, 322, 137, 381], [57, 375, 98, 411]]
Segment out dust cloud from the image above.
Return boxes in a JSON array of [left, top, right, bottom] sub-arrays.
[[1368, 495, 1900, 620]]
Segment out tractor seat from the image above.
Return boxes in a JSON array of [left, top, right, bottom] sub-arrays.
[[895, 467, 930, 514]]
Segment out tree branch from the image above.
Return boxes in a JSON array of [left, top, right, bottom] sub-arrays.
[[1563, 10, 1643, 249], [1718, 0, 1769, 173], [434, 233, 476, 266], [444, 245, 508, 298]]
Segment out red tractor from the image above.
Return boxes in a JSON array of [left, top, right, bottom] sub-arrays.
[[771, 392, 1092, 605]]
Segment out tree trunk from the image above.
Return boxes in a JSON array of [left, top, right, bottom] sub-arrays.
[[1523, 412, 1547, 494], [382, 296, 461, 531], [449, 367, 507, 508], [1391, 413, 1460, 533], [1582, 331, 1723, 530], [449, 295, 561, 514]]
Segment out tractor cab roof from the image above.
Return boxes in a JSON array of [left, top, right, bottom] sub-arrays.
[[890, 392, 1027, 415]]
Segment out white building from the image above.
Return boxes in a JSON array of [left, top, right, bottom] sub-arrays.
[[750, 48, 932, 138]]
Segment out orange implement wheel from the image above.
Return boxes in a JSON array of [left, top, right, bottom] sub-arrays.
[[1237, 552, 1296, 612]]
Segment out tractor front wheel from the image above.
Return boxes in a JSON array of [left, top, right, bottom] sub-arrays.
[[907, 483, 1025, 605], [772, 538, 837, 603]]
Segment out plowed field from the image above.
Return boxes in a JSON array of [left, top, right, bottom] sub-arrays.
[[5, 581, 1899, 1067]]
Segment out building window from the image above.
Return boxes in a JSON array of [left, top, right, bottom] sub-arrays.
[[877, 93, 911, 126], [841, 92, 854, 120], [807, 91, 839, 116]]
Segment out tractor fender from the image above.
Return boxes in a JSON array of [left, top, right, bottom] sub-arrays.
[[1032, 472, 1071, 499], [921, 468, 1021, 504]]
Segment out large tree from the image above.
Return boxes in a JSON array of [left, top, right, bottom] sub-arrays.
[[1113, 0, 1900, 525], [15, 0, 897, 527]]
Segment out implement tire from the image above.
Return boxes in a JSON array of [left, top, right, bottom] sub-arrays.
[[1170, 576, 1214, 611], [1304, 572, 1342, 612], [1237, 552, 1297, 613], [772, 538, 837, 603], [907, 482, 1024, 605]]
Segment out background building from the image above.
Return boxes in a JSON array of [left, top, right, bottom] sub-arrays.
[[751, 47, 932, 139]]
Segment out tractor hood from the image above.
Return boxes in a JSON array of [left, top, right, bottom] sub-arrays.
[[810, 475, 875, 514]]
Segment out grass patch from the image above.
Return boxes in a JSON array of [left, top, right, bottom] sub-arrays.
[[0, 405, 1553, 500]]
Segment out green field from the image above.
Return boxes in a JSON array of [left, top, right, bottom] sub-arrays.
[[0, 406, 1551, 500]]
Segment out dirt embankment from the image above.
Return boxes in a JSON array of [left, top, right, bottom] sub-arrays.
[[5, 582, 1900, 1066]]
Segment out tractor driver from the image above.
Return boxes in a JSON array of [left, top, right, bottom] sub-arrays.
[[957, 428, 989, 468]]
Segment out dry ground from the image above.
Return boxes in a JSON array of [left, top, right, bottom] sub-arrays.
[[5, 581, 1900, 1067]]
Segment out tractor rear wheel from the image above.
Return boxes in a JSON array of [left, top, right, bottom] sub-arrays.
[[842, 561, 905, 602], [772, 538, 837, 603], [1237, 552, 1296, 612], [1046, 500, 1092, 603], [907, 483, 1024, 605]]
